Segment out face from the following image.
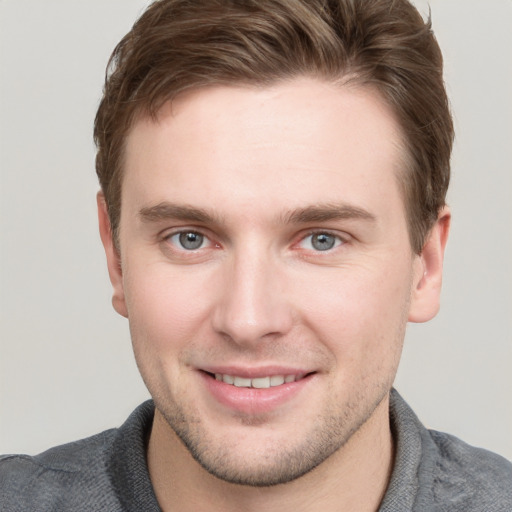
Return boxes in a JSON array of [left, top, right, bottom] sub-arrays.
[[100, 78, 441, 486]]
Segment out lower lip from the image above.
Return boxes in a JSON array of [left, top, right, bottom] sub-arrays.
[[200, 372, 313, 415]]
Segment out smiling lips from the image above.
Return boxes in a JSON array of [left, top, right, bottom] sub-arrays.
[[202, 369, 313, 414]]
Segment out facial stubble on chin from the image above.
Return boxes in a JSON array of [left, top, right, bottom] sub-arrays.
[[153, 383, 391, 488]]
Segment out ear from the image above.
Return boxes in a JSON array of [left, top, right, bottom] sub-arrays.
[[408, 206, 451, 323], [97, 192, 128, 318]]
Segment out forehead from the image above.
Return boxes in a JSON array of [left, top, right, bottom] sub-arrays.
[[122, 78, 406, 225]]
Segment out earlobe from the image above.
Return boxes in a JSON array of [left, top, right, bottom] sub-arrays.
[[97, 192, 128, 318], [408, 206, 451, 323]]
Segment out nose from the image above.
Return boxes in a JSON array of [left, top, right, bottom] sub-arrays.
[[211, 249, 294, 346]]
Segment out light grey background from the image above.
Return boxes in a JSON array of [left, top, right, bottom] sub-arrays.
[[1, 1, 511, 461]]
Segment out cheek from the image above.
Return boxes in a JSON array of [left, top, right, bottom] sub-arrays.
[[123, 264, 216, 355], [296, 261, 413, 359], [122, 264, 219, 404]]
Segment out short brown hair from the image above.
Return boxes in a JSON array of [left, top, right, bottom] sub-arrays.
[[94, 0, 453, 253]]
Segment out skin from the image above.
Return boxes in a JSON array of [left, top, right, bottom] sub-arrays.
[[98, 78, 450, 512]]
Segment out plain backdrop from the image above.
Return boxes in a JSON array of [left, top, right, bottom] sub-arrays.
[[1, 1, 511, 461]]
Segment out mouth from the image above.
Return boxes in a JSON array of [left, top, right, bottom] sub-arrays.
[[199, 368, 317, 416], [199, 368, 315, 414]]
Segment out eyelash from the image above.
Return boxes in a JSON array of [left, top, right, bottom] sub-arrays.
[[162, 228, 346, 255], [297, 231, 345, 252], [164, 230, 214, 251]]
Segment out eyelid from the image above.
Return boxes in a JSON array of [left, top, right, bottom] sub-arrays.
[[295, 229, 349, 251], [161, 227, 218, 250], [161, 225, 208, 239], [170, 231, 207, 250], [158, 226, 349, 253]]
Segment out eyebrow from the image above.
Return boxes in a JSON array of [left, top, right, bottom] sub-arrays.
[[282, 203, 376, 224], [138, 202, 221, 224], [138, 201, 376, 226]]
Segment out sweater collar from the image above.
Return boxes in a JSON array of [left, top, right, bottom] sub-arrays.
[[108, 389, 432, 511]]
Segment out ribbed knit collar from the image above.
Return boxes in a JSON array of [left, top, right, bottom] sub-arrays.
[[107, 389, 431, 511]]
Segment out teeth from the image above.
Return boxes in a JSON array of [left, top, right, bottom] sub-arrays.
[[234, 376, 252, 387], [252, 377, 270, 388], [270, 375, 285, 386], [215, 373, 299, 388], [223, 374, 235, 385]]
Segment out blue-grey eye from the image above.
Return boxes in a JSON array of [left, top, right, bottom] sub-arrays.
[[311, 233, 337, 251], [298, 232, 342, 252], [176, 231, 205, 250]]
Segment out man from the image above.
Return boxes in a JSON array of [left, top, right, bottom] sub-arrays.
[[1, 0, 511, 510]]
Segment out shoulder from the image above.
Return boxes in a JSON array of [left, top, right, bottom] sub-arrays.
[[0, 401, 156, 511], [0, 429, 122, 511], [428, 429, 512, 511], [386, 389, 512, 511]]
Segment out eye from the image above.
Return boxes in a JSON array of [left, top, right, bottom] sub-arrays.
[[169, 231, 208, 250], [299, 232, 343, 252]]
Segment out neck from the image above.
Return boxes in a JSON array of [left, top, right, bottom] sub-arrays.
[[147, 394, 394, 512]]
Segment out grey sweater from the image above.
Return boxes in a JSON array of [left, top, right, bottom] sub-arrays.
[[1, 390, 511, 511]]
